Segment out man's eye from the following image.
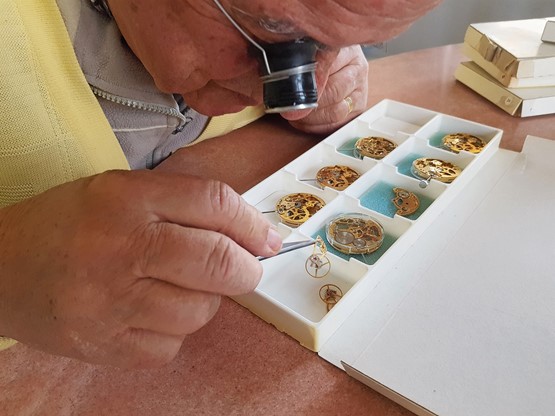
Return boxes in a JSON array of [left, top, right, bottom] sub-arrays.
[[314, 41, 329, 51]]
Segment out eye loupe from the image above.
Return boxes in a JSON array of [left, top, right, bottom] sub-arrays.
[[258, 39, 318, 113], [213, 0, 319, 113]]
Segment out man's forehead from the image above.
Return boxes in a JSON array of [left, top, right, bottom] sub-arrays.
[[230, 0, 371, 37], [231, 6, 305, 38], [229, 0, 441, 46]]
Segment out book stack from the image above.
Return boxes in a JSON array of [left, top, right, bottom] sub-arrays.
[[455, 17, 555, 117]]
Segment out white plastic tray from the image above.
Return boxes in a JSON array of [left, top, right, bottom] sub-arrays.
[[235, 99, 503, 351]]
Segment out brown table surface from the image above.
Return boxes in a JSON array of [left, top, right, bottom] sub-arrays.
[[1, 44, 554, 416]]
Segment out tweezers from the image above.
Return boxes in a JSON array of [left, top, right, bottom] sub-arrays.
[[257, 239, 315, 261]]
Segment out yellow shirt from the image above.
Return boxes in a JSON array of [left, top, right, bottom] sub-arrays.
[[0, 0, 263, 350]]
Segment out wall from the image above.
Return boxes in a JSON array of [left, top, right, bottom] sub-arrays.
[[364, 0, 555, 58]]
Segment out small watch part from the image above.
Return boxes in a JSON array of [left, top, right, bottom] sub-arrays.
[[411, 157, 462, 187], [392, 187, 420, 216], [326, 213, 384, 255], [319, 284, 343, 312], [305, 236, 331, 279], [442, 133, 486, 154], [276, 193, 325, 227], [354, 136, 397, 159], [316, 165, 360, 190]]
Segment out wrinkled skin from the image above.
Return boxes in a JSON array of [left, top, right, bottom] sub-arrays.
[[109, 0, 441, 132], [0, 172, 281, 368], [0, 0, 441, 368]]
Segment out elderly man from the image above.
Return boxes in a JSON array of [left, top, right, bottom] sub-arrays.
[[0, 0, 440, 368]]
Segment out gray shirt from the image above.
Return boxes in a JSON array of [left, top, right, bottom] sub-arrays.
[[56, 0, 209, 169]]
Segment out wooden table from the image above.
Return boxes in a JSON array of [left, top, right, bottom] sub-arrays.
[[1, 44, 554, 416]]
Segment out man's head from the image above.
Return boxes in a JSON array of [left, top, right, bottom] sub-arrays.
[[108, 0, 441, 116]]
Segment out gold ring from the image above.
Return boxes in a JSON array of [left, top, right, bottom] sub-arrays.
[[344, 96, 354, 114]]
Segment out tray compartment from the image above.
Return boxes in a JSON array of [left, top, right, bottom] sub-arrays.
[[385, 137, 476, 184], [356, 99, 437, 137], [328, 124, 405, 161], [285, 142, 375, 192], [242, 170, 338, 228], [345, 164, 446, 220], [417, 114, 502, 153], [256, 248, 366, 324]]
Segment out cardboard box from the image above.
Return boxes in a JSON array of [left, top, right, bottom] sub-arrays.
[[463, 17, 555, 87], [455, 61, 555, 117], [542, 19, 555, 43]]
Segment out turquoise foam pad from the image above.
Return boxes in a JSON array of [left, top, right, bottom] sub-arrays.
[[359, 181, 434, 220], [337, 138, 360, 158], [397, 152, 424, 177]]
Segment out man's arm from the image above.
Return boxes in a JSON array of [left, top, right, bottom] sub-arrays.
[[0, 170, 281, 368]]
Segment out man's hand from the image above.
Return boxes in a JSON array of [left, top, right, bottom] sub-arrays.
[[280, 45, 369, 134], [0, 170, 281, 368]]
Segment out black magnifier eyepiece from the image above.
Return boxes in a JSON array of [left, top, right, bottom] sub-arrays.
[[258, 38, 319, 113], [210, 0, 318, 113]]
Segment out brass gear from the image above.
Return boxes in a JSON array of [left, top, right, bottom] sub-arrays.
[[276, 193, 325, 227], [354, 136, 397, 159], [442, 133, 485, 154], [411, 158, 462, 184], [316, 165, 360, 190]]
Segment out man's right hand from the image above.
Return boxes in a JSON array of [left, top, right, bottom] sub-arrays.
[[0, 170, 281, 368]]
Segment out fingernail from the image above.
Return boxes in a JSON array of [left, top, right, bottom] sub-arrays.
[[266, 227, 282, 253]]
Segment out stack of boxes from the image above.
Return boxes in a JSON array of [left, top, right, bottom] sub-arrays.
[[455, 17, 555, 117]]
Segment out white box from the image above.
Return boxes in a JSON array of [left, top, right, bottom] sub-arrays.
[[455, 61, 555, 117], [463, 17, 555, 85], [542, 19, 555, 43], [236, 101, 555, 415], [321, 135, 555, 416]]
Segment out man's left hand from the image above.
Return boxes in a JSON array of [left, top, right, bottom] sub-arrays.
[[280, 45, 369, 134]]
